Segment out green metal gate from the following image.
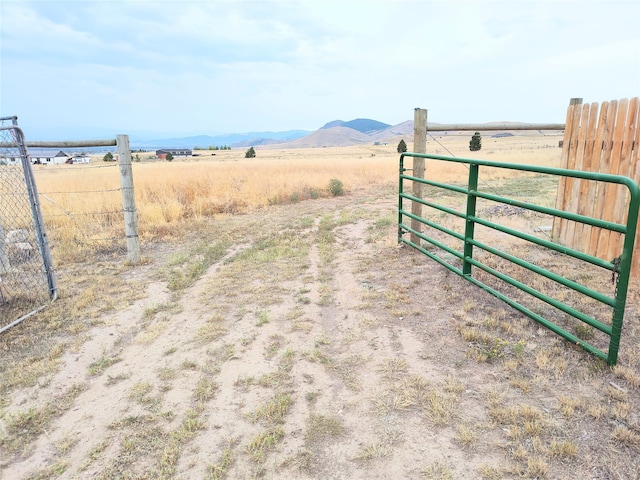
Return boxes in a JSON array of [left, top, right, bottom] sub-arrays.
[[398, 152, 639, 366]]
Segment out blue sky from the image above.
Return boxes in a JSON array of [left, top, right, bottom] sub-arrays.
[[1, 0, 639, 140]]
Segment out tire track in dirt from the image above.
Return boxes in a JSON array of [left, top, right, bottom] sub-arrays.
[[298, 218, 438, 479], [4, 245, 250, 479], [172, 215, 345, 478], [295, 216, 500, 479]]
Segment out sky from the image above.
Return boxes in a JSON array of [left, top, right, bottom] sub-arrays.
[[1, 0, 639, 140]]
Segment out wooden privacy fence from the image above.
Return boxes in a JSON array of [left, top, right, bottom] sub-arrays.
[[553, 97, 640, 277]]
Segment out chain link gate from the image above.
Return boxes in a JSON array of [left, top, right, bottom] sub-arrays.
[[0, 116, 56, 332]]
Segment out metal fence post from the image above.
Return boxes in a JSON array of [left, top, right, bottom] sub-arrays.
[[0, 221, 10, 273], [116, 135, 141, 264], [463, 164, 479, 275]]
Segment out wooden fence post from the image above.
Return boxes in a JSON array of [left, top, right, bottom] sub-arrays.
[[116, 135, 141, 264], [411, 108, 427, 245], [552, 97, 582, 243]]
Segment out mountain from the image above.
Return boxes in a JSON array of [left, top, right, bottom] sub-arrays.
[[270, 119, 410, 148], [320, 118, 390, 134], [370, 120, 414, 141], [283, 126, 372, 148], [130, 130, 311, 150]]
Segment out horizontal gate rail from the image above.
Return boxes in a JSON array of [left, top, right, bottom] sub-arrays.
[[398, 152, 640, 366]]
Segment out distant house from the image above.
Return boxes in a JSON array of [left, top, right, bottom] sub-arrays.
[[0, 154, 19, 165], [70, 153, 91, 164], [1, 150, 90, 166], [156, 148, 192, 159], [28, 149, 71, 165]]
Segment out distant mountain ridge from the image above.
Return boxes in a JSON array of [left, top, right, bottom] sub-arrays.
[[129, 119, 394, 150], [131, 130, 311, 150], [320, 118, 390, 134], [128, 118, 559, 151]]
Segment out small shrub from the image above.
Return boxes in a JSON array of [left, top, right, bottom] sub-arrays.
[[245, 147, 256, 158], [513, 339, 526, 358], [267, 194, 282, 206], [469, 132, 482, 152], [328, 179, 344, 196]]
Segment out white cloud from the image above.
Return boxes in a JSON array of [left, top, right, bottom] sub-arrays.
[[523, 38, 640, 73], [1, 0, 638, 136]]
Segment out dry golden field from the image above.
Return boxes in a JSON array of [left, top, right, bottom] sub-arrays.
[[2, 133, 639, 480], [33, 134, 563, 265]]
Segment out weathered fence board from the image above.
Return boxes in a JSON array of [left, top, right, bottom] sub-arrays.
[[575, 102, 600, 252], [554, 97, 640, 277], [554, 98, 582, 245]]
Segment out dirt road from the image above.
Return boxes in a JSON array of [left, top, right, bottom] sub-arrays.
[[2, 185, 639, 479]]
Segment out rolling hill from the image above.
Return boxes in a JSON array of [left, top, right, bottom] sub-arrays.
[[131, 130, 311, 150], [320, 118, 391, 134], [281, 126, 372, 148]]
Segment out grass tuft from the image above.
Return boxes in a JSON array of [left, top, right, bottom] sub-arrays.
[[193, 376, 218, 402], [422, 389, 458, 425], [612, 426, 640, 448], [251, 392, 292, 425], [206, 445, 237, 480], [422, 460, 454, 480], [354, 443, 389, 462], [304, 414, 345, 443], [88, 352, 122, 376], [245, 427, 285, 463]]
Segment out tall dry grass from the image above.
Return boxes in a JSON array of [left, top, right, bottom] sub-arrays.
[[32, 136, 562, 263]]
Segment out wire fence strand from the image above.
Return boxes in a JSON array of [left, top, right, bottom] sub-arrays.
[[40, 188, 122, 194]]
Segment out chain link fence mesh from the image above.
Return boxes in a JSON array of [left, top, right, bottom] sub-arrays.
[[0, 117, 56, 331]]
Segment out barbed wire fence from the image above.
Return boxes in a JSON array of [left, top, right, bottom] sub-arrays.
[[38, 162, 126, 258], [1, 124, 139, 333]]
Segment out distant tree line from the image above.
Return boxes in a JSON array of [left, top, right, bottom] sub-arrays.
[[193, 145, 232, 150]]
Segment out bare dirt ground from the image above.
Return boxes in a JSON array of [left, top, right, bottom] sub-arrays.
[[1, 183, 639, 479]]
